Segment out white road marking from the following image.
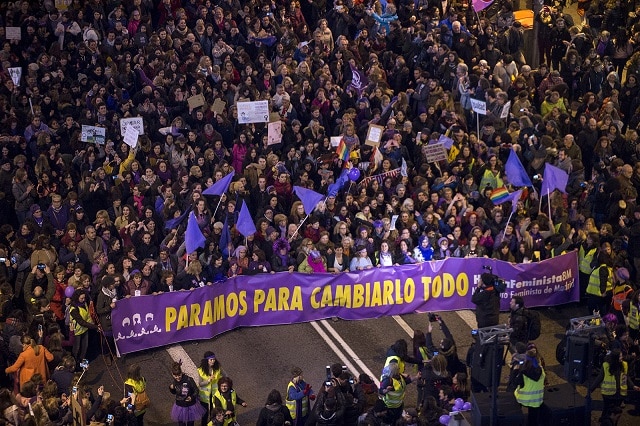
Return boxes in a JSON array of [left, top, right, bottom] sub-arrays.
[[318, 320, 380, 384], [393, 311, 478, 339], [310, 321, 360, 375], [166, 345, 199, 380]]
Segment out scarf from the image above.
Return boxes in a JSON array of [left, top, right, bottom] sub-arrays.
[[308, 255, 326, 273], [101, 286, 117, 300]]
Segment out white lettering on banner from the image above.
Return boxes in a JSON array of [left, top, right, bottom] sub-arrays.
[[119, 117, 144, 136], [470, 98, 487, 115], [237, 100, 269, 124]]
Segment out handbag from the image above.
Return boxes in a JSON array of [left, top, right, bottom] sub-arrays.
[[134, 389, 150, 411]]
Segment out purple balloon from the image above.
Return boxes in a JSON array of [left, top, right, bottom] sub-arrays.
[[454, 398, 464, 409], [462, 402, 472, 410], [64, 286, 75, 298], [439, 414, 450, 425], [348, 167, 360, 181]]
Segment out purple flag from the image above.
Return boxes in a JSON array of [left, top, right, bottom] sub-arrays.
[[164, 207, 190, 231], [185, 212, 206, 254], [494, 189, 523, 214], [542, 163, 568, 195], [349, 63, 369, 96], [155, 196, 164, 214], [236, 201, 257, 237], [472, 0, 494, 12], [504, 150, 532, 187], [437, 134, 454, 149], [293, 186, 325, 215], [220, 217, 233, 257], [327, 168, 349, 197], [203, 171, 235, 196]]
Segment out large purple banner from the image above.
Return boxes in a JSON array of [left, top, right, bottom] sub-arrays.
[[112, 252, 578, 354]]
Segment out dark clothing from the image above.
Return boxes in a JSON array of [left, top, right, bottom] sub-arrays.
[[471, 286, 500, 328], [509, 307, 529, 347]]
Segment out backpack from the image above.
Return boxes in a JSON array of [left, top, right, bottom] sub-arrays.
[[525, 309, 541, 340]]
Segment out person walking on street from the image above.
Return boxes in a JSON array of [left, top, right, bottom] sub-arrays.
[[509, 296, 529, 351], [212, 377, 247, 426], [591, 349, 640, 420]]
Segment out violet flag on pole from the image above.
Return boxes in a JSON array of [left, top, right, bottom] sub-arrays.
[[164, 207, 191, 231], [220, 218, 233, 257], [293, 186, 325, 215], [542, 163, 569, 194], [472, 0, 494, 12], [203, 171, 235, 196], [185, 212, 206, 254], [504, 150, 532, 187], [349, 63, 369, 96], [236, 201, 257, 237]]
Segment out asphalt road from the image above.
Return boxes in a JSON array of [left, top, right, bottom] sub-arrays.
[[79, 301, 640, 426]]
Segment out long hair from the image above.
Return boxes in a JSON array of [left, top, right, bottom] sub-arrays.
[[607, 349, 623, 376]]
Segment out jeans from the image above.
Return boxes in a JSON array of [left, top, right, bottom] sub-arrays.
[[73, 331, 89, 362]]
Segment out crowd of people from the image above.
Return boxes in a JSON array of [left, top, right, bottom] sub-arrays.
[[2, 0, 640, 423]]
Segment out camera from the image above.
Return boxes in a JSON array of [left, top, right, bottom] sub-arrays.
[[471, 329, 478, 336], [80, 359, 89, 369], [107, 414, 114, 425], [580, 182, 587, 188], [127, 403, 134, 411], [342, 365, 354, 385], [72, 386, 77, 394], [0, 258, 5, 262], [533, 174, 541, 180], [428, 313, 440, 322], [324, 365, 332, 387], [433, 351, 439, 356], [37, 263, 46, 270], [10, 256, 16, 264]]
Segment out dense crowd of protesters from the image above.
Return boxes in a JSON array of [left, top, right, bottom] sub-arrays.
[[1, 0, 640, 424]]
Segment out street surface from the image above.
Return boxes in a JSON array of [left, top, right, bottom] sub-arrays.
[[80, 302, 638, 425]]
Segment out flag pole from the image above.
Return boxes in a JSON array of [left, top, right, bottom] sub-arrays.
[[212, 195, 224, 218], [547, 188, 552, 221], [476, 112, 480, 141], [289, 214, 309, 242], [502, 211, 514, 241]]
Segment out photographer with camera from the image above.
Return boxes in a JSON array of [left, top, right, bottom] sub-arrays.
[[508, 296, 529, 351], [23, 263, 55, 317], [471, 270, 501, 328], [425, 315, 467, 378], [312, 364, 363, 426]]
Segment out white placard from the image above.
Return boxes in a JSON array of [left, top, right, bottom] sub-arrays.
[[237, 100, 269, 124], [390, 214, 399, 231], [365, 124, 384, 146], [500, 101, 511, 119], [6, 27, 21, 40], [470, 98, 487, 115], [119, 117, 144, 136], [267, 121, 282, 145], [81, 125, 106, 144], [123, 124, 139, 148], [8, 67, 21, 86], [330, 136, 342, 147], [424, 142, 448, 163]]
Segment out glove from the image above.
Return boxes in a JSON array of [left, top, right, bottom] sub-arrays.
[[309, 394, 316, 401], [303, 384, 310, 396]]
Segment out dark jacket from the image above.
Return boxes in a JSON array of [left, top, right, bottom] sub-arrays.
[[170, 373, 199, 407], [509, 307, 529, 346], [471, 286, 500, 328]]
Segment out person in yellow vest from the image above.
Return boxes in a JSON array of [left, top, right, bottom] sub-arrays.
[[198, 352, 224, 426], [628, 290, 640, 341], [513, 346, 545, 425], [124, 364, 148, 426], [590, 349, 640, 420], [611, 267, 634, 324], [285, 367, 314, 426], [379, 359, 419, 424], [69, 290, 98, 365], [586, 252, 614, 316], [578, 232, 599, 302], [212, 376, 247, 426]]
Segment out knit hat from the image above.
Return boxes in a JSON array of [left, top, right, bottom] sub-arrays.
[[30, 204, 42, 214], [615, 267, 630, 282], [291, 366, 303, 377]]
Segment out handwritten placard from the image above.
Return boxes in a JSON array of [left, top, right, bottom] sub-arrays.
[[424, 142, 448, 163], [267, 121, 282, 145], [5, 27, 21, 40], [211, 98, 226, 114], [81, 125, 106, 145], [119, 117, 144, 136], [237, 100, 269, 124], [470, 98, 487, 115], [365, 124, 384, 147], [123, 124, 139, 148]]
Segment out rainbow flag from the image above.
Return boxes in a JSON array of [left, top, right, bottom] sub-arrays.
[[490, 187, 510, 204], [336, 138, 349, 162]]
